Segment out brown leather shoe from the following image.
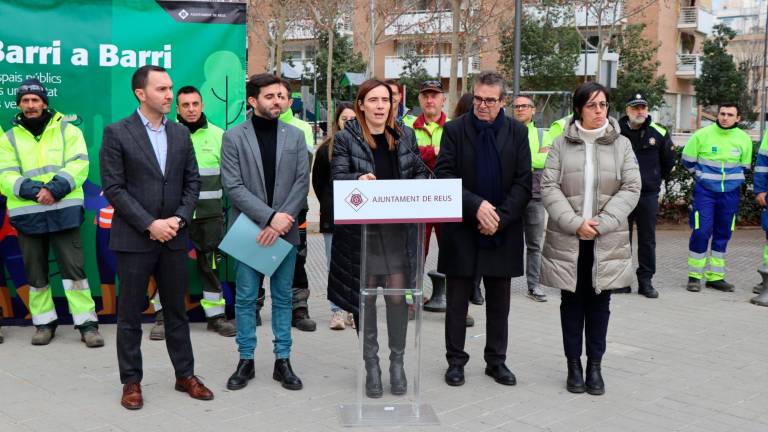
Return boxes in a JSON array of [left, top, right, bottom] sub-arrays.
[[121, 382, 143, 410], [175, 375, 214, 400]]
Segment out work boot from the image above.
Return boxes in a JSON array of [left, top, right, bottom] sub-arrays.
[[585, 359, 605, 395], [686, 277, 701, 292], [637, 279, 659, 298], [753, 281, 763, 294], [80, 324, 105, 348], [751, 270, 768, 307], [207, 315, 236, 337], [149, 310, 165, 340], [31, 325, 55, 345], [292, 307, 316, 332], [566, 358, 586, 394], [470, 275, 484, 305], [465, 314, 475, 327], [387, 302, 408, 396], [424, 271, 447, 312], [705, 279, 735, 292]]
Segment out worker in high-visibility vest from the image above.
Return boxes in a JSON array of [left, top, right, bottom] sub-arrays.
[[682, 103, 752, 293], [148, 86, 236, 339], [542, 114, 573, 148], [750, 129, 768, 307], [0, 78, 102, 347]]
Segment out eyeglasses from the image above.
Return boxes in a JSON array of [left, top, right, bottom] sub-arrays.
[[473, 96, 501, 107], [584, 101, 609, 110], [513, 104, 534, 110]]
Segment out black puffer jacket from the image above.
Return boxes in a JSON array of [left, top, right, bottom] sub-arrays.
[[327, 118, 428, 316]]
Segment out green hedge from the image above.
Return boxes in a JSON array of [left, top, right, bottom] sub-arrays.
[[659, 141, 762, 225]]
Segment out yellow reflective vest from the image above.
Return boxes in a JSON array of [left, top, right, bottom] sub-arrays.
[[191, 121, 224, 219], [0, 112, 88, 234]]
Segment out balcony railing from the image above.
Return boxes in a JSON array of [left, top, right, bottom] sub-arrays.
[[676, 54, 701, 78], [384, 55, 479, 79], [678, 6, 714, 34]]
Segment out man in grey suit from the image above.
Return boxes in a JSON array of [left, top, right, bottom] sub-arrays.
[[100, 65, 213, 410], [222, 73, 309, 391]]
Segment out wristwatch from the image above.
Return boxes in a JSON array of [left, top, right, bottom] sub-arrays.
[[175, 216, 186, 229]]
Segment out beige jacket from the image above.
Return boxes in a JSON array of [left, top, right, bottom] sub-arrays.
[[540, 117, 641, 293]]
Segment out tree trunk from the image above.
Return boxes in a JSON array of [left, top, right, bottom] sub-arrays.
[[448, 0, 461, 114], [326, 28, 335, 127], [461, 39, 470, 93], [275, 5, 287, 77], [367, 0, 376, 78]]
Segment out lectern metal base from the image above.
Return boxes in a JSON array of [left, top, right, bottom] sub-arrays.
[[337, 403, 440, 427]]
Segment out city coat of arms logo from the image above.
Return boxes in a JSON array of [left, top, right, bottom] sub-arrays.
[[345, 188, 368, 211]]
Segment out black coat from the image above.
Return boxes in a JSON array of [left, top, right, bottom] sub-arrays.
[[434, 113, 531, 278], [618, 115, 676, 195], [311, 142, 334, 233], [327, 119, 428, 315]]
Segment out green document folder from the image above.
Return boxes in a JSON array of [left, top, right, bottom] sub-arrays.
[[219, 214, 293, 276]]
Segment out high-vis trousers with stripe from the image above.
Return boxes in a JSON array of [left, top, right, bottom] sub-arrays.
[[687, 183, 741, 281], [17, 227, 98, 327], [153, 216, 226, 319]]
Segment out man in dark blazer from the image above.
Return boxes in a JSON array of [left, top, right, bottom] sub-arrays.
[[100, 65, 212, 410], [435, 71, 532, 388]]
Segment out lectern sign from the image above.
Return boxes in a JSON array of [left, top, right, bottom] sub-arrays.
[[333, 179, 462, 225]]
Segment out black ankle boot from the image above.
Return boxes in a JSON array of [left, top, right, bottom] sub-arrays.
[[226, 359, 255, 390], [566, 358, 586, 393], [365, 361, 383, 398], [389, 358, 407, 395], [273, 358, 303, 390], [585, 359, 605, 395]]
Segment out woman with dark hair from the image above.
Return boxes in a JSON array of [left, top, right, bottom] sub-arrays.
[[452, 92, 475, 118], [312, 102, 356, 330], [540, 82, 641, 395], [327, 79, 427, 398]]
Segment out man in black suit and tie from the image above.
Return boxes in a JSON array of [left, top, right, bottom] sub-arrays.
[[100, 65, 213, 410]]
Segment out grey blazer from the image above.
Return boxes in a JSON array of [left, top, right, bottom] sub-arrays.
[[221, 115, 309, 246]]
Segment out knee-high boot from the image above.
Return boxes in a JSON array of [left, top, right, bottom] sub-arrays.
[[362, 301, 382, 398], [386, 301, 408, 395]]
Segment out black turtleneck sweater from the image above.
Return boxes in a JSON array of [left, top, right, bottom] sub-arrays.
[[252, 114, 278, 206]]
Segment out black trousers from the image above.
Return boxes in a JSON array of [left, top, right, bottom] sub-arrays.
[[116, 247, 194, 384], [628, 192, 659, 282], [445, 276, 511, 367], [560, 240, 611, 361]]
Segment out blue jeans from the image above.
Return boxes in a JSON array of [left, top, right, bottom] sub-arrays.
[[235, 247, 297, 360]]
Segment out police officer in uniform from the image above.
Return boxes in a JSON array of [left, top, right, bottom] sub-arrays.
[[618, 93, 676, 298]]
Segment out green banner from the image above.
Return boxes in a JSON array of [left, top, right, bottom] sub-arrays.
[[0, 0, 246, 323]]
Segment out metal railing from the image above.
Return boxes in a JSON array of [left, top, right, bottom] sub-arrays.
[[678, 6, 698, 26], [676, 53, 700, 74]]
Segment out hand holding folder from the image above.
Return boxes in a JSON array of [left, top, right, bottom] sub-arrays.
[[219, 214, 293, 276]]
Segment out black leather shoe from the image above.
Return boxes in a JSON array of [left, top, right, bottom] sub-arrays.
[[444, 365, 465, 386], [705, 279, 735, 292], [485, 363, 517, 386], [585, 359, 605, 395], [566, 358, 586, 393], [637, 280, 659, 298], [226, 359, 255, 390], [273, 359, 303, 390]]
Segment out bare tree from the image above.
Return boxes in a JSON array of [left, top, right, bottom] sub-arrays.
[[363, 0, 439, 78], [729, 35, 766, 114], [304, 0, 351, 120], [564, 0, 665, 81], [248, 0, 306, 77]]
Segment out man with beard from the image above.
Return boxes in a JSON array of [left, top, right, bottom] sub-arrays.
[[147, 86, 236, 338], [618, 93, 675, 298], [0, 78, 103, 347], [682, 103, 752, 293], [221, 73, 308, 391]]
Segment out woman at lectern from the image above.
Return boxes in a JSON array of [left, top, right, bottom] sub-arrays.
[[327, 79, 427, 398]]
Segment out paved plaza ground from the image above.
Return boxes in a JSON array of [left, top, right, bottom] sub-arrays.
[[0, 227, 766, 432]]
